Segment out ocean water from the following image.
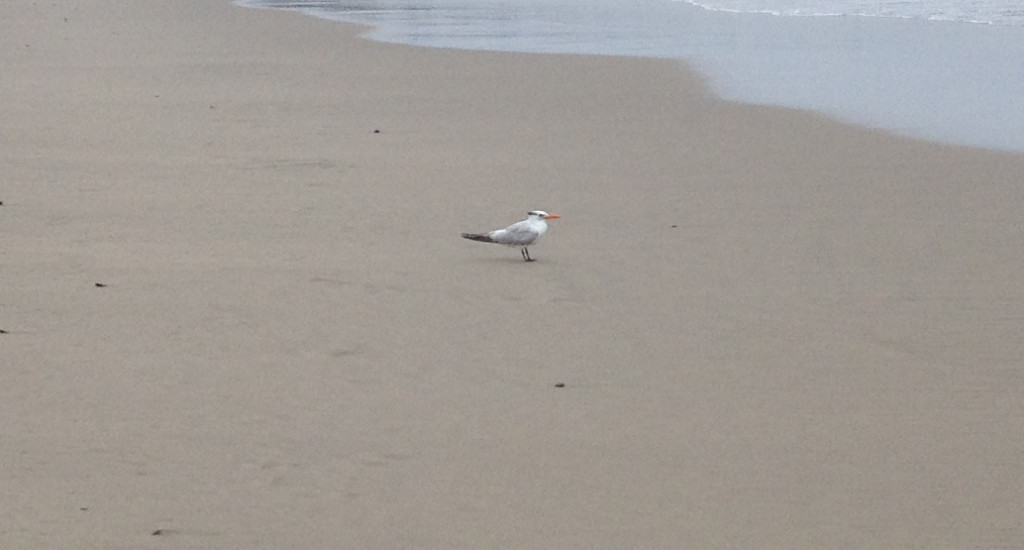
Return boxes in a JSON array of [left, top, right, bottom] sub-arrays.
[[239, 0, 1024, 152], [683, 0, 1024, 26]]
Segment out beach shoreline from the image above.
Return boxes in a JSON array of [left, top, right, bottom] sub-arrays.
[[239, 0, 1024, 153], [3, 1, 1022, 548]]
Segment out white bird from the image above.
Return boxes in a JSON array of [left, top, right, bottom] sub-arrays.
[[461, 210, 561, 262]]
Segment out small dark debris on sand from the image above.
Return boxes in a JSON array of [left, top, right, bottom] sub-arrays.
[[94, 282, 107, 288], [554, 383, 565, 388]]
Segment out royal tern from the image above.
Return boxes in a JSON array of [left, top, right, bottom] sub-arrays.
[[461, 210, 561, 262]]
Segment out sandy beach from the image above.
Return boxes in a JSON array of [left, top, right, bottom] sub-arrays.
[[3, 1, 1023, 548]]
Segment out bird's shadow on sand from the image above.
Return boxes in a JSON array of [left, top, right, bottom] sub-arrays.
[[464, 257, 556, 266]]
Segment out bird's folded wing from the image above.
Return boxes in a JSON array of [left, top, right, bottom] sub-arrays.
[[493, 223, 538, 245]]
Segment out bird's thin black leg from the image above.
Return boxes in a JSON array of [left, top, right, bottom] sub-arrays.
[[522, 247, 534, 262]]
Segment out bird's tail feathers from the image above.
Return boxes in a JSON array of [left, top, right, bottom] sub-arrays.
[[461, 233, 494, 243]]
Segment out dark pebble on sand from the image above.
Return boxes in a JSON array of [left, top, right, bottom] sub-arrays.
[[671, 224, 677, 228], [151, 529, 164, 536], [554, 383, 565, 388], [0, 329, 8, 334], [95, 282, 107, 288], [373, 129, 380, 133]]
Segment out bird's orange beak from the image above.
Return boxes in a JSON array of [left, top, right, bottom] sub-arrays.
[[545, 214, 561, 220]]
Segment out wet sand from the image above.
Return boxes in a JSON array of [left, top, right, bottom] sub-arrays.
[[3, 1, 1022, 548]]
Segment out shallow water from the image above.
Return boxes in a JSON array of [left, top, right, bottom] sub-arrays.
[[241, 0, 1024, 152]]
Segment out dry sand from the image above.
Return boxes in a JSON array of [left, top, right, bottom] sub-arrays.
[[3, 1, 1023, 548]]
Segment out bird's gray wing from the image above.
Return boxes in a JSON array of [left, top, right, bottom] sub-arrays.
[[491, 221, 538, 246]]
